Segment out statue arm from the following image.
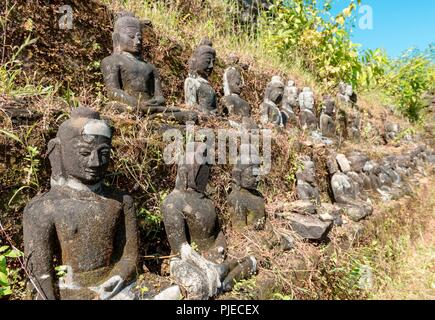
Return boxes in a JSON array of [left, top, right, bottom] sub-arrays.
[[148, 66, 165, 106], [101, 58, 140, 108], [184, 78, 199, 107], [23, 200, 56, 300], [162, 198, 188, 254], [110, 195, 139, 282]]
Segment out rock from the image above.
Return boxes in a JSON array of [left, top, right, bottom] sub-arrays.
[[336, 154, 351, 172], [287, 214, 333, 240], [318, 203, 343, 226], [278, 200, 317, 215], [279, 232, 295, 251]]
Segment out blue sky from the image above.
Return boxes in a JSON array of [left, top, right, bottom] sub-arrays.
[[321, 0, 435, 58]]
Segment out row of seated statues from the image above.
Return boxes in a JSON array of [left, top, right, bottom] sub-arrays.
[[21, 11, 434, 300], [100, 11, 365, 141], [23, 106, 433, 300]]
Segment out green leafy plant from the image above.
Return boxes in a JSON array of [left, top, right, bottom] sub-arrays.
[[0, 246, 24, 298], [0, 124, 41, 205]]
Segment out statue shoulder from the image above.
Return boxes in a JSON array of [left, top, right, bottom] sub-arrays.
[[23, 191, 58, 218], [101, 54, 123, 68]]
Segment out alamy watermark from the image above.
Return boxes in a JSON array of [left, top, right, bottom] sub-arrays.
[[358, 5, 373, 30], [58, 5, 73, 30], [162, 122, 272, 176]]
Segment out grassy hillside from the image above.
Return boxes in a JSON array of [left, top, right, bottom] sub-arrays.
[[0, 0, 434, 300]]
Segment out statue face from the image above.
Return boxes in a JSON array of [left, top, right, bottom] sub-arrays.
[[118, 23, 142, 55], [240, 164, 260, 189], [196, 52, 215, 79], [62, 135, 111, 184], [269, 87, 284, 104]]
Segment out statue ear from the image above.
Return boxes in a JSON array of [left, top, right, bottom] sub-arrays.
[[112, 32, 120, 53], [47, 138, 63, 180]]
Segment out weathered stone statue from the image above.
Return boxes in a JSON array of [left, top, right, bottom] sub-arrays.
[[347, 109, 362, 141], [319, 95, 336, 137], [221, 65, 251, 117], [184, 38, 217, 114], [384, 122, 400, 143], [337, 82, 357, 105], [296, 156, 320, 204], [260, 76, 285, 126], [161, 143, 256, 299], [101, 12, 196, 122], [298, 87, 317, 130], [329, 154, 373, 222], [281, 80, 299, 126], [228, 146, 265, 229], [23, 107, 139, 300]]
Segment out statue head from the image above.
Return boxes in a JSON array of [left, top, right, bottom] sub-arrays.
[[175, 142, 210, 193], [188, 37, 216, 79], [223, 67, 243, 96], [112, 11, 143, 55], [287, 80, 296, 87], [232, 144, 261, 190], [265, 76, 284, 104], [48, 107, 112, 186], [339, 82, 353, 96], [296, 156, 316, 184]]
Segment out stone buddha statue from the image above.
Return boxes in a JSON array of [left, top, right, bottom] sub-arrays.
[[184, 38, 218, 114], [328, 154, 373, 222], [23, 107, 139, 300], [298, 87, 317, 130], [161, 143, 256, 299], [296, 156, 320, 204], [101, 12, 196, 122], [260, 76, 285, 126], [228, 145, 265, 229], [281, 80, 299, 126], [337, 82, 357, 105], [319, 95, 336, 137], [221, 66, 251, 117]]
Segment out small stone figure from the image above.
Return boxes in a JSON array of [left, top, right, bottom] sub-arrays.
[[184, 38, 217, 114], [23, 107, 140, 300], [319, 95, 336, 137], [298, 87, 317, 130], [221, 66, 251, 116], [228, 145, 265, 229], [101, 12, 196, 122], [295, 156, 320, 204], [281, 80, 299, 126], [384, 122, 400, 143], [329, 154, 373, 222], [347, 109, 362, 141], [260, 76, 285, 126], [161, 143, 256, 299], [337, 82, 357, 105]]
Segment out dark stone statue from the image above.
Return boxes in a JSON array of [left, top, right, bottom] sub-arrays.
[[319, 95, 336, 137], [161, 143, 256, 299], [184, 38, 218, 114], [228, 146, 265, 229], [328, 154, 373, 222], [260, 76, 285, 126], [296, 156, 320, 204], [101, 12, 196, 122], [23, 107, 139, 300], [298, 87, 317, 130], [221, 65, 251, 117], [281, 80, 299, 126]]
